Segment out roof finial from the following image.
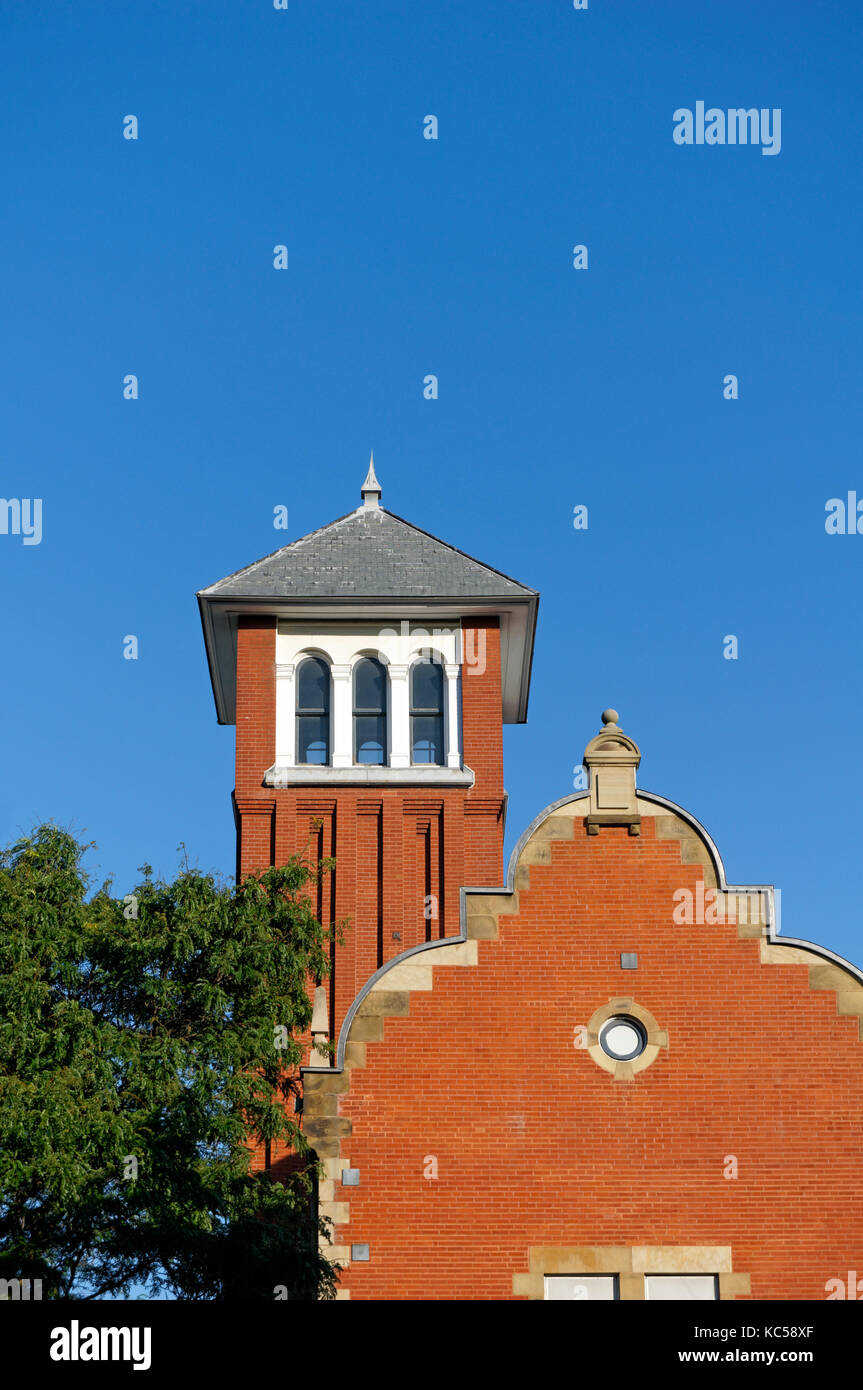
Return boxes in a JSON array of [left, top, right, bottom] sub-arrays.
[[361, 451, 382, 509]]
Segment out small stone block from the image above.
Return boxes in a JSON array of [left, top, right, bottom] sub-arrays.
[[350, 1016, 384, 1041], [620, 952, 638, 969], [351, 1243, 370, 1262], [341, 1168, 360, 1186], [467, 915, 499, 940]]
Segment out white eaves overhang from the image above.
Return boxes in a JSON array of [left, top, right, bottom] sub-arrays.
[[197, 592, 538, 727]]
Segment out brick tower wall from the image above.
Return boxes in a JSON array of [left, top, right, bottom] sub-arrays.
[[232, 614, 507, 1051]]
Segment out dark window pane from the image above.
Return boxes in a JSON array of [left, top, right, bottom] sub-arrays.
[[298, 715, 329, 764], [411, 660, 443, 712], [411, 715, 443, 765], [354, 658, 386, 713], [297, 658, 329, 713], [355, 715, 385, 765]]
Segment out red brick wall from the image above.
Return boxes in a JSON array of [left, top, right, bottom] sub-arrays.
[[235, 616, 276, 877], [332, 813, 863, 1300]]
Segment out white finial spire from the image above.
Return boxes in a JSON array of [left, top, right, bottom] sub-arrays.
[[361, 451, 382, 509]]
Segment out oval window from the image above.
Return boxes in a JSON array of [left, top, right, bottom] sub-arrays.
[[599, 1015, 647, 1062]]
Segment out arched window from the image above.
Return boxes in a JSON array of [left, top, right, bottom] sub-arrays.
[[296, 657, 330, 765], [410, 659, 444, 765], [353, 657, 387, 765]]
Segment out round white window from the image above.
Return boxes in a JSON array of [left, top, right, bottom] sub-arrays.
[[599, 1015, 647, 1062]]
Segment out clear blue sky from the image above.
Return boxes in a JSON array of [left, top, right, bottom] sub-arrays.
[[2, 1, 861, 969]]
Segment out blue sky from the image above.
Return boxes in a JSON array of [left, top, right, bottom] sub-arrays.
[[2, 1, 862, 969]]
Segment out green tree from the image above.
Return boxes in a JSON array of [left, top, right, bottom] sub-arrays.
[[0, 823, 343, 1300]]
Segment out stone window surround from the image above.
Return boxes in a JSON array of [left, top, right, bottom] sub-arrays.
[[586, 997, 669, 1081], [514, 1246, 751, 1301], [271, 622, 464, 780]]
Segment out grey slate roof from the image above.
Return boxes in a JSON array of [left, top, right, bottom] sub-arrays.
[[199, 507, 536, 601]]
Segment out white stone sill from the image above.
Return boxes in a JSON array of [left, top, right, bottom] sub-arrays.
[[263, 764, 475, 788]]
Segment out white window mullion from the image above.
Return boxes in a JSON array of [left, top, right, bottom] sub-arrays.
[[275, 662, 295, 765], [444, 662, 461, 768], [331, 664, 353, 767], [389, 664, 409, 768]]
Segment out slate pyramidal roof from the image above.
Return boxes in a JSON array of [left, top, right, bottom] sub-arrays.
[[198, 463, 539, 726], [201, 502, 535, 601]]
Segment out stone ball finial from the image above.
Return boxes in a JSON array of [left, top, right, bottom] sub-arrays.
[[601, 708, 620, 727]]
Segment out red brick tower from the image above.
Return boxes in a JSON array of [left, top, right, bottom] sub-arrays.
[[198, 459, 538, 1054]]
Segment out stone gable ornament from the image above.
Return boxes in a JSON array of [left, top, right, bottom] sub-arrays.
[[583, 709, 642, 835]]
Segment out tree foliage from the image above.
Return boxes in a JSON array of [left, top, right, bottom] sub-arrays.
[[0, 824, 342, 1300]]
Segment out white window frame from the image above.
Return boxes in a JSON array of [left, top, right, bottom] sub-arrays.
[[644, 1275, 719, 1301], [270, 621, 469, 785], [543, 1275, 618, 1301]]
